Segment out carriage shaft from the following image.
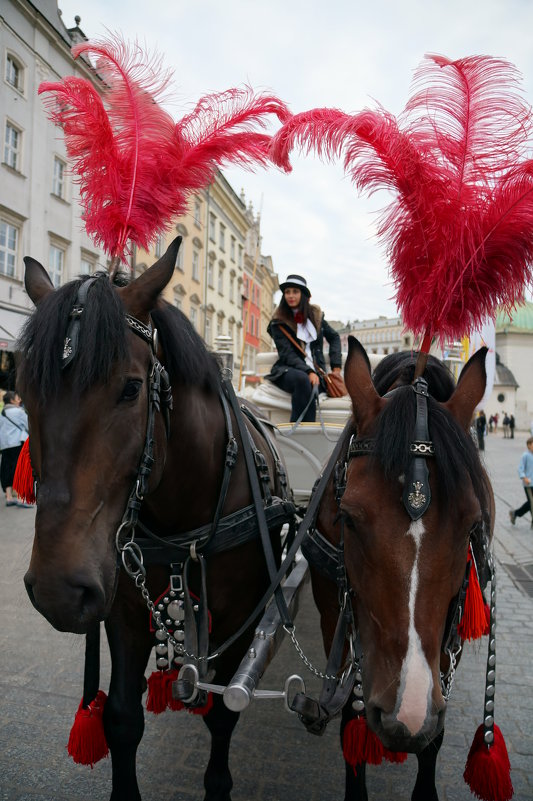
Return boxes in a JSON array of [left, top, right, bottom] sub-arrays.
[[223, 557, 310, 711]]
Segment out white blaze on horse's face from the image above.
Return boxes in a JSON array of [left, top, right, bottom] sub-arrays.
[[395, 518, 433, 736]]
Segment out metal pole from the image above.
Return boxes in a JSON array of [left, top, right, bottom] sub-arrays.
[[223, 557, 309, 711]]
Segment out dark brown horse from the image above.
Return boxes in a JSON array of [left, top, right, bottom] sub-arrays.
[[310, 337, 492, 800], [19, 237, 293, 801]]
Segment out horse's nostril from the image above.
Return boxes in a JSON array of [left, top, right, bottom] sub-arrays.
[[24, 573, 37, 608], [67, 579, 105, 621]]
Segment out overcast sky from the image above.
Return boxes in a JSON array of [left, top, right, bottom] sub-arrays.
[[56, 0, 533, 324]]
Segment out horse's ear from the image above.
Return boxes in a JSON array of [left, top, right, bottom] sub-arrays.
[[121, 236, 182, 317], [344, 336, 385, 431], [443, 347, 487, 430], [23, 257, 55, 305]]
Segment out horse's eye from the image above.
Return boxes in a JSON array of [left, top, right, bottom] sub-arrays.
[[120, 379, 142, 402], [340, 511, 357, 531]]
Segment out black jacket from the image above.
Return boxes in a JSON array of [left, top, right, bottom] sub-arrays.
[[266, 303, 342, 383]]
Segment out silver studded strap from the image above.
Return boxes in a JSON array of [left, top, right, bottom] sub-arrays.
[[481, 547, 497, 746]]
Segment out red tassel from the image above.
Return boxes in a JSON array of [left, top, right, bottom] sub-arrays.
[[464, 724, 513, 801], [343, 716, 385, 772], [146, 669, 178, 714], [67, 690, 109, 767], [13, 439, 35, 504], [458, 549, 490, 641], [147, 669, 214, 715]]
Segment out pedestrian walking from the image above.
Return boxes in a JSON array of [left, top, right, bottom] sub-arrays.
[[475, 409, 486, 451], [509, 414, 515, 439], [503, 412, 510, 438], [0, 391, 30, 506], [509, 435, 533, 527]]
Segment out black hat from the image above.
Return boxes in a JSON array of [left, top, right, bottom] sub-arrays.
[[279, 274, 311, 297]]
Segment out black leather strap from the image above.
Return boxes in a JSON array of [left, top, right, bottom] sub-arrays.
[[222, 377, 291, 625], [62, 277, 99, 368], [402, 377, 432, 520]]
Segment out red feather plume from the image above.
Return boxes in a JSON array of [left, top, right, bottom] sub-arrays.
[[270, 54, 533, 343], [39, 34, 290, 260]]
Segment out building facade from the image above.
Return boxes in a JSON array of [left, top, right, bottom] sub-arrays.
[[136, 174, 276, 378], [493, 301, 533, 430], [340, 315, 414, 355], [1, 1, 279, 389], [1, 1, 107, 379]]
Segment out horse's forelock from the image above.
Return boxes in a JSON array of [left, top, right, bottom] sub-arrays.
[[18, 275, 128, 404]]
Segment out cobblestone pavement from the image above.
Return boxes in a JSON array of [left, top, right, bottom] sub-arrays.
[[0, 432, 532, 801]]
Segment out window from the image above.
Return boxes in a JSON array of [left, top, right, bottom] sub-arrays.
[[238, 244, 243, 268], [155, 234, 164, 258], [80, 257, 94, 275], [229, 275, 235, 303], [0, 219, 18, 277], [190, 307, 197, 329], [218, 266, 224, 294], [217, 319, 222, 337], [6, 54, 23, 92], [205, 316, 211, 346], [219, 223, 225, 251], [49, 244, 65, 287], [174, 297, 182, 311], [192, 249, 199, 281], [194, 197, 201, 227], [207, 259, 214, 287], [209, 213, 216, 242], [230, 236, 236, 261], [52, 157, 66, 198], [4, 122, 21, 170], [175, 241, 184, 271]]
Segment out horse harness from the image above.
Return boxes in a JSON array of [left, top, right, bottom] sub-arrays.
[[61, 279, 298, 706], [291, 376, 493, 735], [112, 314, 299, 692]]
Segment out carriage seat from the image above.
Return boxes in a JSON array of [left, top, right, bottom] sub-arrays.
[[251, 352, 352, 427]]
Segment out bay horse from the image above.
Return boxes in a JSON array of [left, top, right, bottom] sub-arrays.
[[18, 237, 294, 801], [307, 337, 492, 800]]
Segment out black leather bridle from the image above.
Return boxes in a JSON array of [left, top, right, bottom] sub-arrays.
[[348, 376, 435, 520], [61, 277, 173, 575]]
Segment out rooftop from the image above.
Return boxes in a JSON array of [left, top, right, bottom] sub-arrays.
[[495, 300, 533, 333]]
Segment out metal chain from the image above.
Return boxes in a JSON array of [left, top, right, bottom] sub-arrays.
[[283, 624, 337, 681], [440, 643, 461, 700]]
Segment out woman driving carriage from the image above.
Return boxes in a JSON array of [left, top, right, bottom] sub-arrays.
[[266, 274, 342, 423]]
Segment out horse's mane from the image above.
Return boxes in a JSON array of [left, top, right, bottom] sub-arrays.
[[340, 351, 489, 525], [17, 274, 220, 404]]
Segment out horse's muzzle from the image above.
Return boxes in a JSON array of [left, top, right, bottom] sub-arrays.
[[24, 568, 107, 634], [366, 703, 446, 753]]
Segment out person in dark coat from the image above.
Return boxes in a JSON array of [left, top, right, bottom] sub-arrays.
[[475, 409, 487, 451], [266, 274, 342, 423]]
